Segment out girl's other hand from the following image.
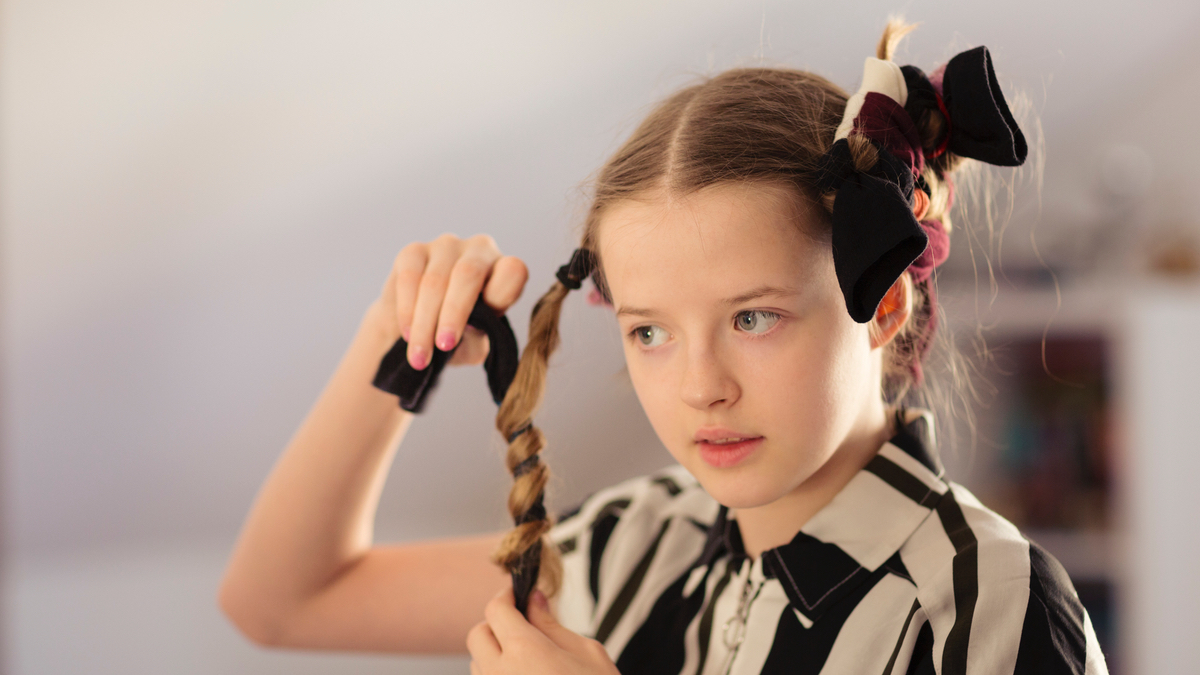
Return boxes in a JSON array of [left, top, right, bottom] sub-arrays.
[[467, 587, 620, 675], [376, 234, 528, 370]]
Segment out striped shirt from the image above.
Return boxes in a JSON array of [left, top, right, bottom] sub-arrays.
[[548, 411, 1109, 674]]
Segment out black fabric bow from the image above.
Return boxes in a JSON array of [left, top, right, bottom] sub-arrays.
[[372, 295, 519, 412], [816, 138, 929, 323], [902, 46, 1028, 166]]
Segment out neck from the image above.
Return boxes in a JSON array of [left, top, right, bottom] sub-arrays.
[[732, 402, 896, 560]]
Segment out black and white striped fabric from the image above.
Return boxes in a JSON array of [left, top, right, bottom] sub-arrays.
[[548, 411, 1109, 674]]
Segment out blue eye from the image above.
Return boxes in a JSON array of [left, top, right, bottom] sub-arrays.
[[633, 325, 669, 347], [734, 310, 780, 335]]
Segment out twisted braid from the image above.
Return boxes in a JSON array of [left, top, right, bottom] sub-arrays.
[[490, 281, 571, 601]]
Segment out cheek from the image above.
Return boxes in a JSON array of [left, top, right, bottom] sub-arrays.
[[622, 346, 684, 449], [744, 315, 867, 435]]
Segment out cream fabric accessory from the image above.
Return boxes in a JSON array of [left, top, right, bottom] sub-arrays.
[[834, 57, 908, 141]]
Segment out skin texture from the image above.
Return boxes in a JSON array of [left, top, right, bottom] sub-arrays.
[[600, 182, 908, 558], [219, 184, 912, 671]]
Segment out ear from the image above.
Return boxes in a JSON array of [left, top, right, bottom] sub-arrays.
[[869, 273, 912, 350]]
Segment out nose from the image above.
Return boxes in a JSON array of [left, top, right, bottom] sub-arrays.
[[679, 341, 740, 411]]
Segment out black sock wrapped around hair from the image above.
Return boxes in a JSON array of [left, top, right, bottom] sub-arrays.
[[372, 295, 520, 412], [373, 295, 547, 616]]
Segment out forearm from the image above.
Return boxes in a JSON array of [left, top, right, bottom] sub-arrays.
[[219, 299, 411, 636]]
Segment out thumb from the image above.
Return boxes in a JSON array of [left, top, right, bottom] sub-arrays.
[[526, 589, 580, 650]]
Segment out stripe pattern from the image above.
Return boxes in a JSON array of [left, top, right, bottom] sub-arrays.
[[548, 410, 1110, 674]]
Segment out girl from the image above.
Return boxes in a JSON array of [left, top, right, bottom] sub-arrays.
[[219, 20, 1109, 674]]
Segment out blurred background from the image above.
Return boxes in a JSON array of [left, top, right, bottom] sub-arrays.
[[3, 1, 1199, 673]]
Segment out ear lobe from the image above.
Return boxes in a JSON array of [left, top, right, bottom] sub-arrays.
[[869, 274, 912, 349]]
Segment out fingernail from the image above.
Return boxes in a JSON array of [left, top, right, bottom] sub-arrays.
[[402, 327, 410, 342], [409, 347, 427, 370], [532, 589, 548, 609], [436, 331, 457, 351]]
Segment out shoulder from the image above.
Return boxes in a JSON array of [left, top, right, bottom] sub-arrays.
[[900, 482, 1108, 674]]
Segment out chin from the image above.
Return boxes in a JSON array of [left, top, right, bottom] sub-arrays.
[[686, 461, 797, 510]]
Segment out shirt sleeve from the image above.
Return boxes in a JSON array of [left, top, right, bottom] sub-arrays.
[[1011, 541, 1109, 674], [908, 484, 1110, 675], [906, 539, 1109, 674]]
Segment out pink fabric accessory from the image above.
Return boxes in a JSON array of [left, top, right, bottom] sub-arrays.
[[586, 285, 611, 307], [908, 219, 950, 283]]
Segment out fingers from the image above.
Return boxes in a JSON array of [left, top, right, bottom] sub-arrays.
[[394, 234, 519, 371], [472, 587, 615, 674], [385, 242, 430, 343], [466, 621, 500, 670], [482, 586, 524, 646], [483, 586, 550, 650], [406, 235, 464, 369], [483, 256, 529, 312], [526, 589, 586, 653], [434, 242, 501, 353]]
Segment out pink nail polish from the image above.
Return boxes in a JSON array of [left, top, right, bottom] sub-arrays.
[[436, 331, 457, 351], [409, 347, 427, 370]]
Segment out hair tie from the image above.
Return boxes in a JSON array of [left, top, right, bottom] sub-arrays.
[[555, 248, 597, 290], [927, 88, 952, 160], [511, 452, 540, 478], [507, 422, 533, 444]]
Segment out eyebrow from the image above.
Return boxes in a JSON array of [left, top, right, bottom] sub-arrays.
[[615, 285, 801, 318], [723, 284, 802, 306]]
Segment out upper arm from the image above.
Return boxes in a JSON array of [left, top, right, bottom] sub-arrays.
[[262, 532, 511, 654]]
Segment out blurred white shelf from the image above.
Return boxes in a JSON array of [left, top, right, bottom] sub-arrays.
[[939, 279, 1117, 334], [938, 276, 1200, 335]]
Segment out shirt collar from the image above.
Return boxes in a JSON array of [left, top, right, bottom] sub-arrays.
[[696, 408, 948, 624]]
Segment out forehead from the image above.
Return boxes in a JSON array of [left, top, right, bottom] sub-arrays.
[[596, 182, 830, 303]]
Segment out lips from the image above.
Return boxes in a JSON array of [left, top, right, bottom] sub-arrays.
[[694, 427, 763, 468], [693, 427, 759, 444]]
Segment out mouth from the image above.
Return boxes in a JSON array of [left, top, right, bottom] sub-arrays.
[[694, 430, 763, 468], [703, 437, 755, 445]]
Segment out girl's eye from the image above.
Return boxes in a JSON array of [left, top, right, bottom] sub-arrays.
[[734, 310, 780, 335], [632, 325, 669, 348]]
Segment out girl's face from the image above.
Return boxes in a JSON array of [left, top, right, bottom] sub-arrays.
[[597, 182, 885, 509]]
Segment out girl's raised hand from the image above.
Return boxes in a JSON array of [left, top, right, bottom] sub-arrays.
[[467, 587, 620, 675], [377, 234, 528, 370]]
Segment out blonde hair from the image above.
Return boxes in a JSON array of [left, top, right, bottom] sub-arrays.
[[492, 19, 975, 597]]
